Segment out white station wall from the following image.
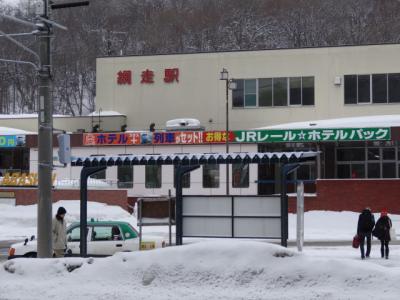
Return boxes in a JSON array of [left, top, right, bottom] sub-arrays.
[[96, 44, 400, 131]]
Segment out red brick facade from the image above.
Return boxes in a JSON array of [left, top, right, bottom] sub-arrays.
[[289, 179, 400, 214], [0, 188, 128, 210]]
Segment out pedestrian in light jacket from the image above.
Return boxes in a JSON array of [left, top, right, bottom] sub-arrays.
[[357, 207, 375, 259], [373, 211, 392, 259], [52, 206, 67, 258]]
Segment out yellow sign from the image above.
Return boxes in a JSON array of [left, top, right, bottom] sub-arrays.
[[140, 241, 156, 250], [0, 173, 56, 186]]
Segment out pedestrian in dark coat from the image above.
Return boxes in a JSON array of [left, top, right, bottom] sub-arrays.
[[373, 211, 392, 259], [357, 207, 375, 259]]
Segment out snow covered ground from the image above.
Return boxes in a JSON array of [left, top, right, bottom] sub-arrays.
[[1, 202, 400, 299], [0, 201, 167, 241], [1, 241, 399, 300], [1, 200, 399, 241]]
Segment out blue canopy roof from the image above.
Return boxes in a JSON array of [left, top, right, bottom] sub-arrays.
[[71, 152, 317, 167]]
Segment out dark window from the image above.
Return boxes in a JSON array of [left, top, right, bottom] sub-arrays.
[[289, 77, 301, 105], [297, 163, 316, 180], [90, 169, 106, 180], [357, 75, 370, 103], [117, 166, 133, 188], [232, 163, 249, 188], [382, 148, 395, 160], [382, 162, 396, 178], [337, 165, 350, 178], [244, 79, 257, 107], [367, 148, 380, 160], [173, 165, 190, 188], [351, 164, 365, 178], [273, 78, 288, 106], [344, 75, 357, 104], [145, 165, 162, 188], [302, 76, 315, 105], [232, 79, 244, 108], [368, 163, 380, 178], [337, 148, 365, 161], [203, 164, 219, 188], [372, 74, 387, 103], [259, 78, 273, 107], [388, 73, 400, 103]]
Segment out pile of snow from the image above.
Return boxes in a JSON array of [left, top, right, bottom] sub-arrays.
[[0, 201, 134, 240], [257, 114, 400, 129], [87, 110, 124, 117], [0, 200, 172, 241], [1, 200, 399, 241], [289, 211, 400, 241], [1, 240, 400, 299], [55, 178, 113, 188], [0, 126, 34, 135]]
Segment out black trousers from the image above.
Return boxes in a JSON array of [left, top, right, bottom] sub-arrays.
[[359, 233, 371, 258], [380, 240, 389, 258]]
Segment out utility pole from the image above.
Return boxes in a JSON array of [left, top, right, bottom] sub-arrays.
[[37, 0, 53, 258], [36, 0, 89, 258]]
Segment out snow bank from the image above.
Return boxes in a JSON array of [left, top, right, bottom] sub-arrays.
[[0, 201, 134, 240], [1, 201, 399, 241], [1, 241, 399, 299], [289, 211, 400, 240]]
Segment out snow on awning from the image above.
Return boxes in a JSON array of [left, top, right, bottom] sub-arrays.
[[255, 115, 400, 130], [71, 152, 318, 167]]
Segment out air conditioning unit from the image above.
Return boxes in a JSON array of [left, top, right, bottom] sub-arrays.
[[166, 118, 204, 131]]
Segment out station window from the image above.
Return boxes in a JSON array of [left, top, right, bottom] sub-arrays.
[[336, 145, 399, 178], [203, 164, 220, 188], [90, 169, 106, 180], [232, 76, 314, 108], [117, 165, 133, 189], [232, 163, 249, 188], [173, 165, 190, 188], [145, 165, 162, 188], [345, 73, 400, 104]]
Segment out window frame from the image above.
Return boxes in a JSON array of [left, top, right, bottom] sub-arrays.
[[232, 76, 315, 109], [202, 164, 220, 188], [117, 165, 133, 189], [145, 165, 162, 189]]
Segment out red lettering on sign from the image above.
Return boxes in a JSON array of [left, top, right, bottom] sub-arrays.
[[141, 69, 154, 84], [164, 68, 179, 83], [117, 70, 132, 85]]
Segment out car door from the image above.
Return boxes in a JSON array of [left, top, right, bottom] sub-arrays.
[[90, 225, 125, 256], [66, 225, 91, 255]]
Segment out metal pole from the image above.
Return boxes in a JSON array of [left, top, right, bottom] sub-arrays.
[[225, 80, 229, 195], [37, 0, 53, 258], [296, 181, 304, 252], [79, 166, 107, 257]]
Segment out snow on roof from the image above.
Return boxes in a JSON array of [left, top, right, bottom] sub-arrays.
[[0, 113, 70, 119], [256, 115, 400, 130], [87, 111, 125, 117], [0, 126, 34, 135]]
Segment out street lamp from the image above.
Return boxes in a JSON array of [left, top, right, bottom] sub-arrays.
[[220, 68, 236, 195]]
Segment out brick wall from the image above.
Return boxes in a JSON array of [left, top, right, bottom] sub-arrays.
[[289, 179, 400, 214], [0, 188, 128, 210]]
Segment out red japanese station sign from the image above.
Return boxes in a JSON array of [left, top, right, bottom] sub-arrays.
[[117, 68, 179, 85]]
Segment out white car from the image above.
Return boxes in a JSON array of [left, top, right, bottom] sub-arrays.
[[8, 220, 166, 259]]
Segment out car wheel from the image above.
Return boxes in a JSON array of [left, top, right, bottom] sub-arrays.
[[24, 252, 37, 258]]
